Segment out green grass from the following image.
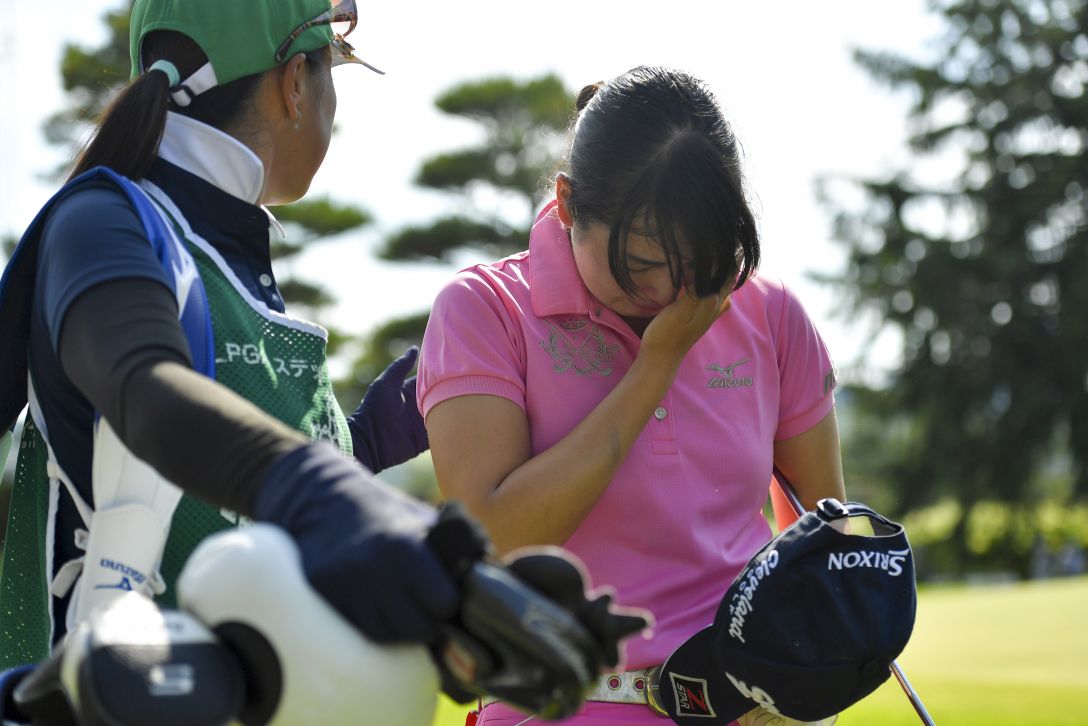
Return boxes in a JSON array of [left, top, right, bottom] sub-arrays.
[[838, 576, 1088, 725], [432, 576, 1088, 725]]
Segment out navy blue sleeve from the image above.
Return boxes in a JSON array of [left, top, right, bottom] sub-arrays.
[[37, 183, 174, 351]]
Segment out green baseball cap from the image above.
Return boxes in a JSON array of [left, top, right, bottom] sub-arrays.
[[130, 0, 382, 105]]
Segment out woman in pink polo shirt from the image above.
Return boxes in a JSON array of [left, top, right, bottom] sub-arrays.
[[418, 66, 846, 725]]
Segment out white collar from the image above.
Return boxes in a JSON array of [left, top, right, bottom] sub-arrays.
[[157, 112, 285, 239]]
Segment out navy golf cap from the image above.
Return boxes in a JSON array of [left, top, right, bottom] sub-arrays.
[[649, 499, 917, 724]]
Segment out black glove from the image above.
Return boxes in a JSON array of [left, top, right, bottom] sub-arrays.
[[505, 553, 650, 670], [0, 664, 36, 725], [347, 346, 429, 473], [253, 441, 459, 644], [426, 503, 650, 720]]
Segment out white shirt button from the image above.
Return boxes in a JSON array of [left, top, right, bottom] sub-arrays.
[[654, 407, 667, 420], [258, 274, 273, 287]]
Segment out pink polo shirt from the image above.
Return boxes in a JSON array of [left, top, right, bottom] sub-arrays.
[[419, 202, 835, 722]]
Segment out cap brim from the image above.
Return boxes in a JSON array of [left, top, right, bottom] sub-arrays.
[[331, 53, 385, 74], [329, 35, 384, 74], [652, 627, 755, 725]]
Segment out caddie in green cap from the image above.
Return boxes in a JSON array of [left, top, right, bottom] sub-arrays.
[[0, 0, 459, 705], [130, 0, 382, 107]]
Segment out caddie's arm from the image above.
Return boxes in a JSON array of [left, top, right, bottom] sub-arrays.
[[58, 279, 459, 644]]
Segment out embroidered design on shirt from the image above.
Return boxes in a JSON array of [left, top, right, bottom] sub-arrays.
[[706, 359, 754, 389], [541, 321, 617, 377], [561, 319, 586, 331]]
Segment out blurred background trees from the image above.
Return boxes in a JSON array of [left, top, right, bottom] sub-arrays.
[[341, 75, 574, 404], [824, 0, 1087, 576]]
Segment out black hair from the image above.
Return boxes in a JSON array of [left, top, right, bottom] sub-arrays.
[[562, 66, 760, 299], [69, 31, 330, 181]]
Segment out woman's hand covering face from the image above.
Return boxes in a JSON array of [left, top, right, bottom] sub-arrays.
[[641, 288, 732, 361]]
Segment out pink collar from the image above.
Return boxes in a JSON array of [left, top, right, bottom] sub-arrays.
[[529, 199, 593, 318]]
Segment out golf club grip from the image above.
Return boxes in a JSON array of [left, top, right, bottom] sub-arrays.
[[771, 467, 937, 726]]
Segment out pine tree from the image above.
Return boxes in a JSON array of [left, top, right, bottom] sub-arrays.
[[344, 75, 574, 397], [826, 0, 1087, 523]]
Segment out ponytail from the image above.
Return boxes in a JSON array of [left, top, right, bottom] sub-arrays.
[[68, 69, 172, 181], [67, 31, 331, 183], [66, 29, 279, 183]]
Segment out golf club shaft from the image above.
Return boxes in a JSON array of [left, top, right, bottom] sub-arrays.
[[772, 467, 936, 726]]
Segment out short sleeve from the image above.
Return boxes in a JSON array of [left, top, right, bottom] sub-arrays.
[[37, 183, 173, 351], [772, 280, 836, 441], [417, 271, 527, 419]]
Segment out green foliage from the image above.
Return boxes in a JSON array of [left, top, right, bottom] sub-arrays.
[[275, 279, 335, 311], [825, 1, 1088, 519], [381, 217, 526, 262], [435, 75, 572, 129], [904, 497, 1088, 577], [337, 312, 430, 410], [353, 74, 574, 392], [418, 75, 573, 201], [416, 149, 496, 190], [272, 198, 372, 270], [378, 73, 574, 263], [44, 4, 132, 151], [836, 386, 918, 514], [273, 197, 372, 238]]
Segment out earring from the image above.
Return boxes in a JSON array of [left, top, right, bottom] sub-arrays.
[[294, 112, 303, 131]]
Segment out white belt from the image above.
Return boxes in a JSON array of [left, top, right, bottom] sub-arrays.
[[587, 668, 658, 705], [481, 667, 661, 709], [480, 668, 840, 725]]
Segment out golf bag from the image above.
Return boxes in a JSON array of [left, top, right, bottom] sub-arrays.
[[1, 509, 647, 725]]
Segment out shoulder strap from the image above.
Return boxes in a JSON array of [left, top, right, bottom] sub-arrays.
[[0, 167, 216, 432], [106, 171, 216, 380]]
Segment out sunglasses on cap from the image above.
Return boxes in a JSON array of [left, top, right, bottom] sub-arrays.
[[275, 0, 384, 74]]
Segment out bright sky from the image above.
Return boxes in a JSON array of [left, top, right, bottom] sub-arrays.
[[1, 0, 946, 383]]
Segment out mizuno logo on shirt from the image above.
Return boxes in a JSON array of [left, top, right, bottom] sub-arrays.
[[706, 359, 754, 389]]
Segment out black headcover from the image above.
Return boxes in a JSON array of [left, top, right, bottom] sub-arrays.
[[650, 499, 916, 725], [426, 502, 649, 720]]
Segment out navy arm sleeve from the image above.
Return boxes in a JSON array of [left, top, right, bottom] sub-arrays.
[[58, 279, 308, 514]]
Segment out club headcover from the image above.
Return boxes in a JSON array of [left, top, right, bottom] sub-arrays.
[[427, 503, 650, 720]]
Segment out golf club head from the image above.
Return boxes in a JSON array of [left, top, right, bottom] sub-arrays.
[[14, 591, 242, 726]]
